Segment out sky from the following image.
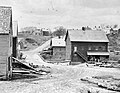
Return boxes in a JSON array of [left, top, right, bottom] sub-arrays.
[[0, 0, 120, 30]]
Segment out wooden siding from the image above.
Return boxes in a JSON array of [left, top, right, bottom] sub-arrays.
[[0, 35, 9, 76], [71, 42, 108, 64], [52, 47, 66, 60], [0, 63, 7, 76]]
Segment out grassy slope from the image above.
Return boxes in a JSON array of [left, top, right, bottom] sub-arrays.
[[107, 33, 120, 61], [107, 33, 120, 51], [18, 33, 51, 50]]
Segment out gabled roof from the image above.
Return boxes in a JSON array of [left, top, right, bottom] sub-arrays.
[[65, 30, 109, 42], [51, 38, 65, 47]]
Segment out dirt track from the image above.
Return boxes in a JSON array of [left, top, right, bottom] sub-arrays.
[[0, 65, 120, 93]]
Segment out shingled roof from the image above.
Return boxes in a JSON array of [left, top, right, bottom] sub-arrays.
[[65, 30, 109, 42]]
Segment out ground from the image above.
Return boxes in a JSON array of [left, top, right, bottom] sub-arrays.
[[0, 40, 120, 93]]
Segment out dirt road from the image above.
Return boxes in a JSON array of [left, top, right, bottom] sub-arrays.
[[0, 65, 120, 93]]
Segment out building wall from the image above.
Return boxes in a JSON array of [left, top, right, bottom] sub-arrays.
[[52, 47, 66, 60], [65, 33, 71, 61], [71, 42, 108, 64], [0, 6, 12, 78], [0, 35, 10, 76]]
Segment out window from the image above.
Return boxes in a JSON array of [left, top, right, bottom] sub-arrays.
[[74, 53, 77, 56], [98, 46, 102, 50], [88, 46, 92, 50], [74, 46, 77, 52], [95, 46, 99, 50], [102, 46, 106, 50]]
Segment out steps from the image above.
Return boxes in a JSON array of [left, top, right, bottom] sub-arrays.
[[75, 51, 87, 62]]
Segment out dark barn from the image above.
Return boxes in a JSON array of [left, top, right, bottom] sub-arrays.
[[65, 30, 109, 65]]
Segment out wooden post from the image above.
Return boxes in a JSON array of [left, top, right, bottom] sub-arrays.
[[6, 56, 12, 80]]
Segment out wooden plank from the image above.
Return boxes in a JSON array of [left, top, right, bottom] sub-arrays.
[[0, 41, 9, 46], [13, 70, 30, 74], [0, 56, 7, 61], [0, 35, 9, 49], [0, 49, 8, 55], [0, 42, 9, 46], [0, 35, 9, 58], [0, 63, 7, 76], [0, 34, 9, 39]]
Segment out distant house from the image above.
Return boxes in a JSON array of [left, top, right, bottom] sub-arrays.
[[50, 38, 66, 61], [33, 29, 43, 36], [65, 30, 109, 65], [41, 28, 50, 36]]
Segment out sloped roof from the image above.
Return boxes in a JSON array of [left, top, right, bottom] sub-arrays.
[[51, 38, 65, 47], [66, 30, 109, 42]]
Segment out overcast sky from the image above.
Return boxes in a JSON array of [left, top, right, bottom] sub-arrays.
[[0, 0, 120, 30]]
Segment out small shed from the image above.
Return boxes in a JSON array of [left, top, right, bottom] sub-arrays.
[[41, 28, 50, 36], [50, 38, 66, 60]]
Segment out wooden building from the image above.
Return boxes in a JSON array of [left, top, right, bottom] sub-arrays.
[[0, 6, 13, 78], [65, 30, 109, 65], [50, 38, 66, 61]]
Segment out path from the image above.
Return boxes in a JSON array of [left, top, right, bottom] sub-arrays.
[[22, 39, 52, 66]]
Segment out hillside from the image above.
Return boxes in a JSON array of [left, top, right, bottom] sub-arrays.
[[107, 32, 120, 51], [18, 33, 51, 50]]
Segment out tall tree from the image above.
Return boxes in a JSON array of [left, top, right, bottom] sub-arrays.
[[54, 26, 66, 38]]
